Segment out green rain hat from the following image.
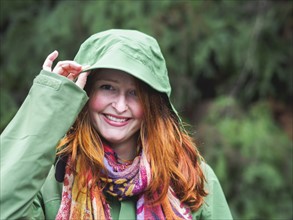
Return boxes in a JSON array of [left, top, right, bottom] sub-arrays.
[[74, 29, 180, 121]]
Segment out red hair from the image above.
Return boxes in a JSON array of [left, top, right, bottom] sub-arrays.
[[56, 71, 207, 211], [137, 82, 207, 211]]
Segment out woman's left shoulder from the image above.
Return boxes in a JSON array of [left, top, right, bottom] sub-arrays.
[[197, 161, 234, 220], [199, 161, 219, 182]]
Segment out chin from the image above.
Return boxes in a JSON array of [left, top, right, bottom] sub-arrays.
[[102, 136, 124, 144]]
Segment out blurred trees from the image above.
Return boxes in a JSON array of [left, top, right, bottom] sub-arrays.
[[0, 0, 292, 219], [197, 97, 292, 219]]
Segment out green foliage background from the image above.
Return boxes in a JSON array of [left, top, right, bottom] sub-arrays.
[[0, 0, 292, 219]]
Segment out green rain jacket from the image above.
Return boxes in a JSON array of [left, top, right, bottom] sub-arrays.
[[0, 71, 233, 219], [1, 30, 232, 219]]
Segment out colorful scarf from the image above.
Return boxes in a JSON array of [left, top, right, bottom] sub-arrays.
[[56, 145, 192, 219]]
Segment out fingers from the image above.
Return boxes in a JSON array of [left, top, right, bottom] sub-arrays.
[[75, 71, 90, 89], [42, 50, 59, 72], [52, 61, 82, 77], [42, 51, 91, 89], [43, 51, 82, 76]]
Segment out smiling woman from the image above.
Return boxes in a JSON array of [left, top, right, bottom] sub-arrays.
[[88, 69, 144, 154], [0, 29, 233, 219]]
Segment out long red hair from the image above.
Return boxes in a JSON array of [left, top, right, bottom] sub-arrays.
[[56, 70, 207, 211]]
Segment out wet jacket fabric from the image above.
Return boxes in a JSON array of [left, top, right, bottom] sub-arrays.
[[0, 71, 233, 219]]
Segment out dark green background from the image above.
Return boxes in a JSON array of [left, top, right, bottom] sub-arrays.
[[1, 0, 292, 219]]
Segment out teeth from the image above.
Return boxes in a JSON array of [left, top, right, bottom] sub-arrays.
[[106, 115, 127, 123]]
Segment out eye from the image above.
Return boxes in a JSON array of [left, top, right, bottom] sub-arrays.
[[100, 85, 114, 91], [128, 90, 137, 96]]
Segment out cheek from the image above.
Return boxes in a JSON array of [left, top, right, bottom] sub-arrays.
[[133, 102, 144, 119], [88, 93, 107, 112]]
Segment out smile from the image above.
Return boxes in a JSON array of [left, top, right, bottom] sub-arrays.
[[106, 115, 127, 122], [104, 114, 129, 123]]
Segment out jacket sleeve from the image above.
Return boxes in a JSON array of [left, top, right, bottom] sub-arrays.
[[0, 70, 88, 219], [200, 163, 233, 220]]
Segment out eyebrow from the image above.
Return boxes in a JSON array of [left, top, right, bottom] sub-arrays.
[[96, 78, 119, 83], [95, 78, 136, 87]]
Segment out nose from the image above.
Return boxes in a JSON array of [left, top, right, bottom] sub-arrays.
[[112, 95, 128, 113]]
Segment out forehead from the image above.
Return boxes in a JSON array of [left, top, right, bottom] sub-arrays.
[[94, 69, 137, 84]]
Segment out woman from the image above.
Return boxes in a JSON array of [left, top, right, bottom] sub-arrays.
[[0, 29, 232, 219]]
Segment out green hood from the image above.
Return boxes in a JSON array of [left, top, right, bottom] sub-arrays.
[[74, 29, 179, 119]]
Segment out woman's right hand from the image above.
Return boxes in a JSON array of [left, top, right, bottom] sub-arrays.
[[42, 50, 90, 89]]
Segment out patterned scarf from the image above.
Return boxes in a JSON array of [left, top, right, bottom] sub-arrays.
[[56, 145, 192, 219]]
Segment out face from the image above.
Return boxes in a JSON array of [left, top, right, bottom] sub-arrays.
[[88, 69, 144, 148]]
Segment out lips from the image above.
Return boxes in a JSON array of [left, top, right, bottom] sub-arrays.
[[106, 114, 128, 122], [103, 114, 130, 126]]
